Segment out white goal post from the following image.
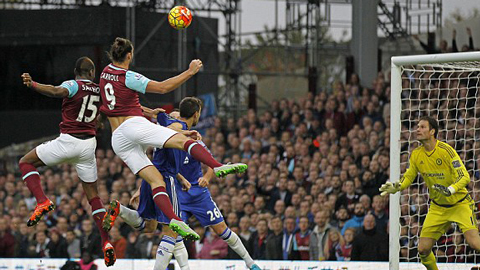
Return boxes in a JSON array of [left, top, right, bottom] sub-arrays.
[[390, 51, 480, 270]]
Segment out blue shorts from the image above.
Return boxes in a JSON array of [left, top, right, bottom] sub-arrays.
[[180, 189, 224, 227], [137, 173, 181, 224]]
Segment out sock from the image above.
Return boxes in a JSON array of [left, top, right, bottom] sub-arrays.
[[119, 204, 145, 231], [152, 187, 181, 221], [153, 235, 175, 270], [220, 227, 255, 268], [174, 236, 190, 270], [183, 140, 222, 168], [419, 251, 439, 270], [89, 197, 109, 245], [19, 162, 48, 203]]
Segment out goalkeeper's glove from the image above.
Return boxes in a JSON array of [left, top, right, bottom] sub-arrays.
[[432, 184, 455, 197], [379, 181, 401, 196]]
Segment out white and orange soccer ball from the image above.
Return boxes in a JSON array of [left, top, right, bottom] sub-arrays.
[[168, 6, 193, 30]]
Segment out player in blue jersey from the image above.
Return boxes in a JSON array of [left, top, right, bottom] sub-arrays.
[[103, 97, 259, 270]]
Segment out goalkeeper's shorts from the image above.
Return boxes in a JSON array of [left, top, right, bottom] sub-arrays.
[[420, 196, 477, 240]]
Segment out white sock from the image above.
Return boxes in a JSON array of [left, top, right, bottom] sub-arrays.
[[154, 235, 175, 270], [173, 236, 190, 270], [119, 204, 145, 231], [220, 227, 255, 268]]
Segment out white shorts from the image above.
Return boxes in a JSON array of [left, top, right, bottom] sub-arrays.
[[36, 133, 97, 183], [111, 116, 178, 174]]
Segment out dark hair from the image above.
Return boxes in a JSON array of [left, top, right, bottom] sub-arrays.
[[74, 57, 95, 77], [179, 97, 203, 118], [419, 116, 439, 138], [108, 37, 133, 63]]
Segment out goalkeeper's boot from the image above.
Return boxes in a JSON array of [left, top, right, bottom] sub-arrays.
[[214, 163, 248, 178], [169, 219, 200, 241], [102, 200, 120, 232], [27, 199, 55, 227], [103, 241, 116, 267]]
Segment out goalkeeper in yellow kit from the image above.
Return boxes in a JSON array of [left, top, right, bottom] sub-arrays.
[[380, 116, 480, 270]]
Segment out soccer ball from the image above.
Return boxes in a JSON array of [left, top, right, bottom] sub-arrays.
[[168, 6, 193, 30]]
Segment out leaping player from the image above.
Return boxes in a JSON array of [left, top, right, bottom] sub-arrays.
[[20, 57, 116, 266], [99, 37, 247, 240]]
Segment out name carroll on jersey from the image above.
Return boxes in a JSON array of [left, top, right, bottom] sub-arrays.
[[100, 73, 119, 82]]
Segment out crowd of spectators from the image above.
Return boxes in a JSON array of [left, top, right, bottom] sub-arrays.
[[0, 69, 403, 263]]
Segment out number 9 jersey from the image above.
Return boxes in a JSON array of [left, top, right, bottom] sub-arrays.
[[99, 64, 151, 117]]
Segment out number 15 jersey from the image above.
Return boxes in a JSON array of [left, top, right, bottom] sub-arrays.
[[59, 79, 100, 136], [99, 64, 151, 117]]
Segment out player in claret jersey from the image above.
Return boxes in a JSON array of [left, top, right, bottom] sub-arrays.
[[19, 57, 116, 266], [99, 37, 247, 240]]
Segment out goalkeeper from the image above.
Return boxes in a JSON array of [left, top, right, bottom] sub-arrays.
[[380, 116, 480, 270]]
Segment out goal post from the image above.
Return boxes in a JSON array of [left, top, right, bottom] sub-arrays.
[[390, 51, 480, 270]]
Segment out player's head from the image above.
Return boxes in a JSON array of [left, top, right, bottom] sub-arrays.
[[179, 97, 203, 127], [417, 116, 438, 141], [108, 37, 134, 64], [74, 57, 95, 81]]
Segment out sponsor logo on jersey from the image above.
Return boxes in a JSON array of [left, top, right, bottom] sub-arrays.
[[422, 172, 445, 178], [452, 160, 461, 168], [436, 159, 442, 165]]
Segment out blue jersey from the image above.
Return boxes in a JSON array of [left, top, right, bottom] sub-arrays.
[[152, 113, 188, 175]]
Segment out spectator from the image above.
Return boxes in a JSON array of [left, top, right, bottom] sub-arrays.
[[310, 210, 332, 261], [109, 227, 127, 259], [197, 229, 228, 259], [341, 203, 365, 235], [33, 230, 50, 258], [324, 229, 344, 261], [248, 219, 269, 260], [0, 217, 15, 257], [330, 206, 350, 232], [238, 216, 253, 242], [351, 214, 388, 261], [336, 227, 355, 261], [281, 217, 297, 260], [265, 216, 283, 260], [335, 180, 360, 213], [80, 219, 102, 259], [293, 216, 311, 260], [14, 223, 30, 257], [370, 195, 388, 233], [66, 230, 81, 258], [47, 228, 69, 258]]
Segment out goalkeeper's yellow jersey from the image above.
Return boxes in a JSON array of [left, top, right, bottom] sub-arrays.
[[399, 140, 470, 205]]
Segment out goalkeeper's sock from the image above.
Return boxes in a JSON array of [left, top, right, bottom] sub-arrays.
[[420, 251, 438, 270]]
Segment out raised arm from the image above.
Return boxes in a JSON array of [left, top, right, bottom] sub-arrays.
[[145, 60, 203, 94], [21, 73, 69, 98]]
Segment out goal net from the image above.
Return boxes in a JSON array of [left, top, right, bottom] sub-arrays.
[[390, 52, 480, 270]]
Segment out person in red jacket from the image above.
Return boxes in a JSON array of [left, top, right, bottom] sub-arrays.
[[0, 217, 16, 257], [197, 229, 228, 259]]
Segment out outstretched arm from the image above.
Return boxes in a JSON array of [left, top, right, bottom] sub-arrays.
[[145, 60, 203, 94], [21, 73, 69, 98]]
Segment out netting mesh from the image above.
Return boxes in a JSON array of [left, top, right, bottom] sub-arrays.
[[399, 61, 480, 266]]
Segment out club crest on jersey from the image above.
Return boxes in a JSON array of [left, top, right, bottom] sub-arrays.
[[184, 157, 189, 164], [436, 159, 442, 165], [452, 160, 461, 168]]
